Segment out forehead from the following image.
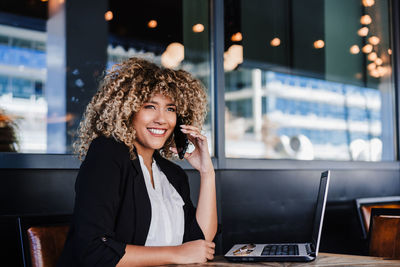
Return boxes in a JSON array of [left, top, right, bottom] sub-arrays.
[[146, 93, 175, 104], [145, 93, 175, 104]]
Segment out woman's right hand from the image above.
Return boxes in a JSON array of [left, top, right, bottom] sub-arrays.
[[175, 240, 215, 264]]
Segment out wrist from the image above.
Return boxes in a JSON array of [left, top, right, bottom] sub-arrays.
[[169, 244, 183, 264], [199, 169, 215, 178]]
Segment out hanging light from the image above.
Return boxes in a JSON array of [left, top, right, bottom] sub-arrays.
[[161, 43, 184, 68], [224, 45, 243, 71], [104, 11, 113, 21], [370, 69, 380, 78], [231, 32, 242, 42], [367, 62, 376, 71], [270, 37, 281, 47], [362, 0, 375, 7], [360, 15, 372, 25], [357, 27, 369, 37], [375, 58, 383, 65], [362, 44, 373, 53], [368, 36, 380, 45], [368, 52, 377, 61], [377, 66, 386, 76], [148, 20, 158, 28], [350, 45, 360, 54], [192, 24, 204, 33], [313, 40, 325, 49]]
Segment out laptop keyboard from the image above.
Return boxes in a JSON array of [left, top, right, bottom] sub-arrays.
[[262, 245, 299, 256]]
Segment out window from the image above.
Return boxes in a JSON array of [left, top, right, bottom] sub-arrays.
[[0, 2, 47, 152], [0, 0, 213, 154], [224, 0, 395, 161]]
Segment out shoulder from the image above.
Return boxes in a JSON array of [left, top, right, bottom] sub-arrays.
[[76, 136, 132, 193], [86, 136, 130, 161]]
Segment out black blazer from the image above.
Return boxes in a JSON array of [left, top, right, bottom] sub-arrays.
[[57, 136, 204, 267]]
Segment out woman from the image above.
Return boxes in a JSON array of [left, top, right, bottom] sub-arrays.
[[58, 58, 217, 266]]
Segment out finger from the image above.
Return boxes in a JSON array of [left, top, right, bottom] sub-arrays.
[[183, 130, 206, 141], [180, 126, 203, 136], [183, 151, 193, 159], [191, 133, 206, 140], [206, 253, 214, 260], [205, 241, 216, 248], [180, 125, 200, 132], [207, 247, 215, 254], [180, 128, 200, 136]]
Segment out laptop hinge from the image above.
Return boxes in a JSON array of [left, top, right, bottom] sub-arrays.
[[307, 243, 316, 256]]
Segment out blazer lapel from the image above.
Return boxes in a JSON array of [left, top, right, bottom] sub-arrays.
[[153, 151, 181, 195], [131, 156, 152, 245]]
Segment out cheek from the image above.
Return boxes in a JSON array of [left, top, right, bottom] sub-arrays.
[[131, 116, 142, 131], [132, 111, 151, 128], [169, 116, 177, 129]]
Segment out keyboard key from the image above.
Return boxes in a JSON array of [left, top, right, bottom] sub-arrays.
[[262, 245, 299, 256]]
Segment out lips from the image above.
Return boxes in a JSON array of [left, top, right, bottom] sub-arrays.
[[147, 128, 167, 135]]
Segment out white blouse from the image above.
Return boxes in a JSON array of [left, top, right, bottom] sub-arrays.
[[138, 155, 185, 246]]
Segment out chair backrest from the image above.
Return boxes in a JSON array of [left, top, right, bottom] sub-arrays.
[[355, 196, 400, 239], [27, 225, 69, 267], [17, 214, 71, 267], [361, 204, 400, 234], [369, 208, 400, 258]]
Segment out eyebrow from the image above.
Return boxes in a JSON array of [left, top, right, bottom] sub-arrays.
[[146, 101, 176, 106]]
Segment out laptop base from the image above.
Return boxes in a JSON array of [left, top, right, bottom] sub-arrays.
[[224, 243, 315, 263], [225, 255, 315, 262]]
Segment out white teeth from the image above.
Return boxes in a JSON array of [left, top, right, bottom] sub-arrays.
[[148, 128, 166, 135]]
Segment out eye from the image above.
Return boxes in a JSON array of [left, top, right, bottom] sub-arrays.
[[144, 104, 156, 110], [167, 107, 176, 112]]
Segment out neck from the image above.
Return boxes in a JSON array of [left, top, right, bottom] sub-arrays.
[[133, 143, 156, 188], [133, 142, 155, 168]]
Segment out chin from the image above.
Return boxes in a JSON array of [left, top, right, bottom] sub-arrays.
[[150, 142, 166, 150]]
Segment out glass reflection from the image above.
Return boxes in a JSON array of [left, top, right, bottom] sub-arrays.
[[224, 0, 394, 161], [0, 109, 19, 152], [0, 21, 47, 152], [0, 0, 212, 154]]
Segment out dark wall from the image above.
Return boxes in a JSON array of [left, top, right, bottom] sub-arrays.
[[1, 167, 399, 265], [220, 169, 400, 256]]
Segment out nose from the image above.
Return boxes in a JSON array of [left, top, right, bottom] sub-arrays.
[[153, 109, 167, 124]]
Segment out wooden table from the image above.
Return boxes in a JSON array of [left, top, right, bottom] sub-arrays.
[[170, 253, 400, 266]]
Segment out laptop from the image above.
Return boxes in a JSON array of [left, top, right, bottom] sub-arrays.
[[224, 170, 330, 262]]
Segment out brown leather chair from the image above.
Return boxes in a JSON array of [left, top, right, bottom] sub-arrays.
[[369, 208, 400, 258], [27, 225, 69, 267], [17, 215, 71, 267], [355, 196, 400, 239]]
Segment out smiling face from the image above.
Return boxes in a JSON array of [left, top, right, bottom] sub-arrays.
[[132, 93, 177, 157]]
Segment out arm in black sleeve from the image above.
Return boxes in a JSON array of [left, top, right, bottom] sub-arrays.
[[72, 138, 126, 266], [180, 170, 205, 242]]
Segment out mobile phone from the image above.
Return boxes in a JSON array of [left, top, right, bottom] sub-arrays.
[[173, 117, 189, 159]]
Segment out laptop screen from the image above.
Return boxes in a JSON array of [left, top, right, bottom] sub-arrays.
[[311, 171, 330, 256]]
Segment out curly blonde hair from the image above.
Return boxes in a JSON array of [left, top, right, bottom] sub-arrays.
[[74, 57, 208, 160]]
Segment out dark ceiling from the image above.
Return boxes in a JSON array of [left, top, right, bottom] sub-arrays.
[[0, 0, 183, 46]]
